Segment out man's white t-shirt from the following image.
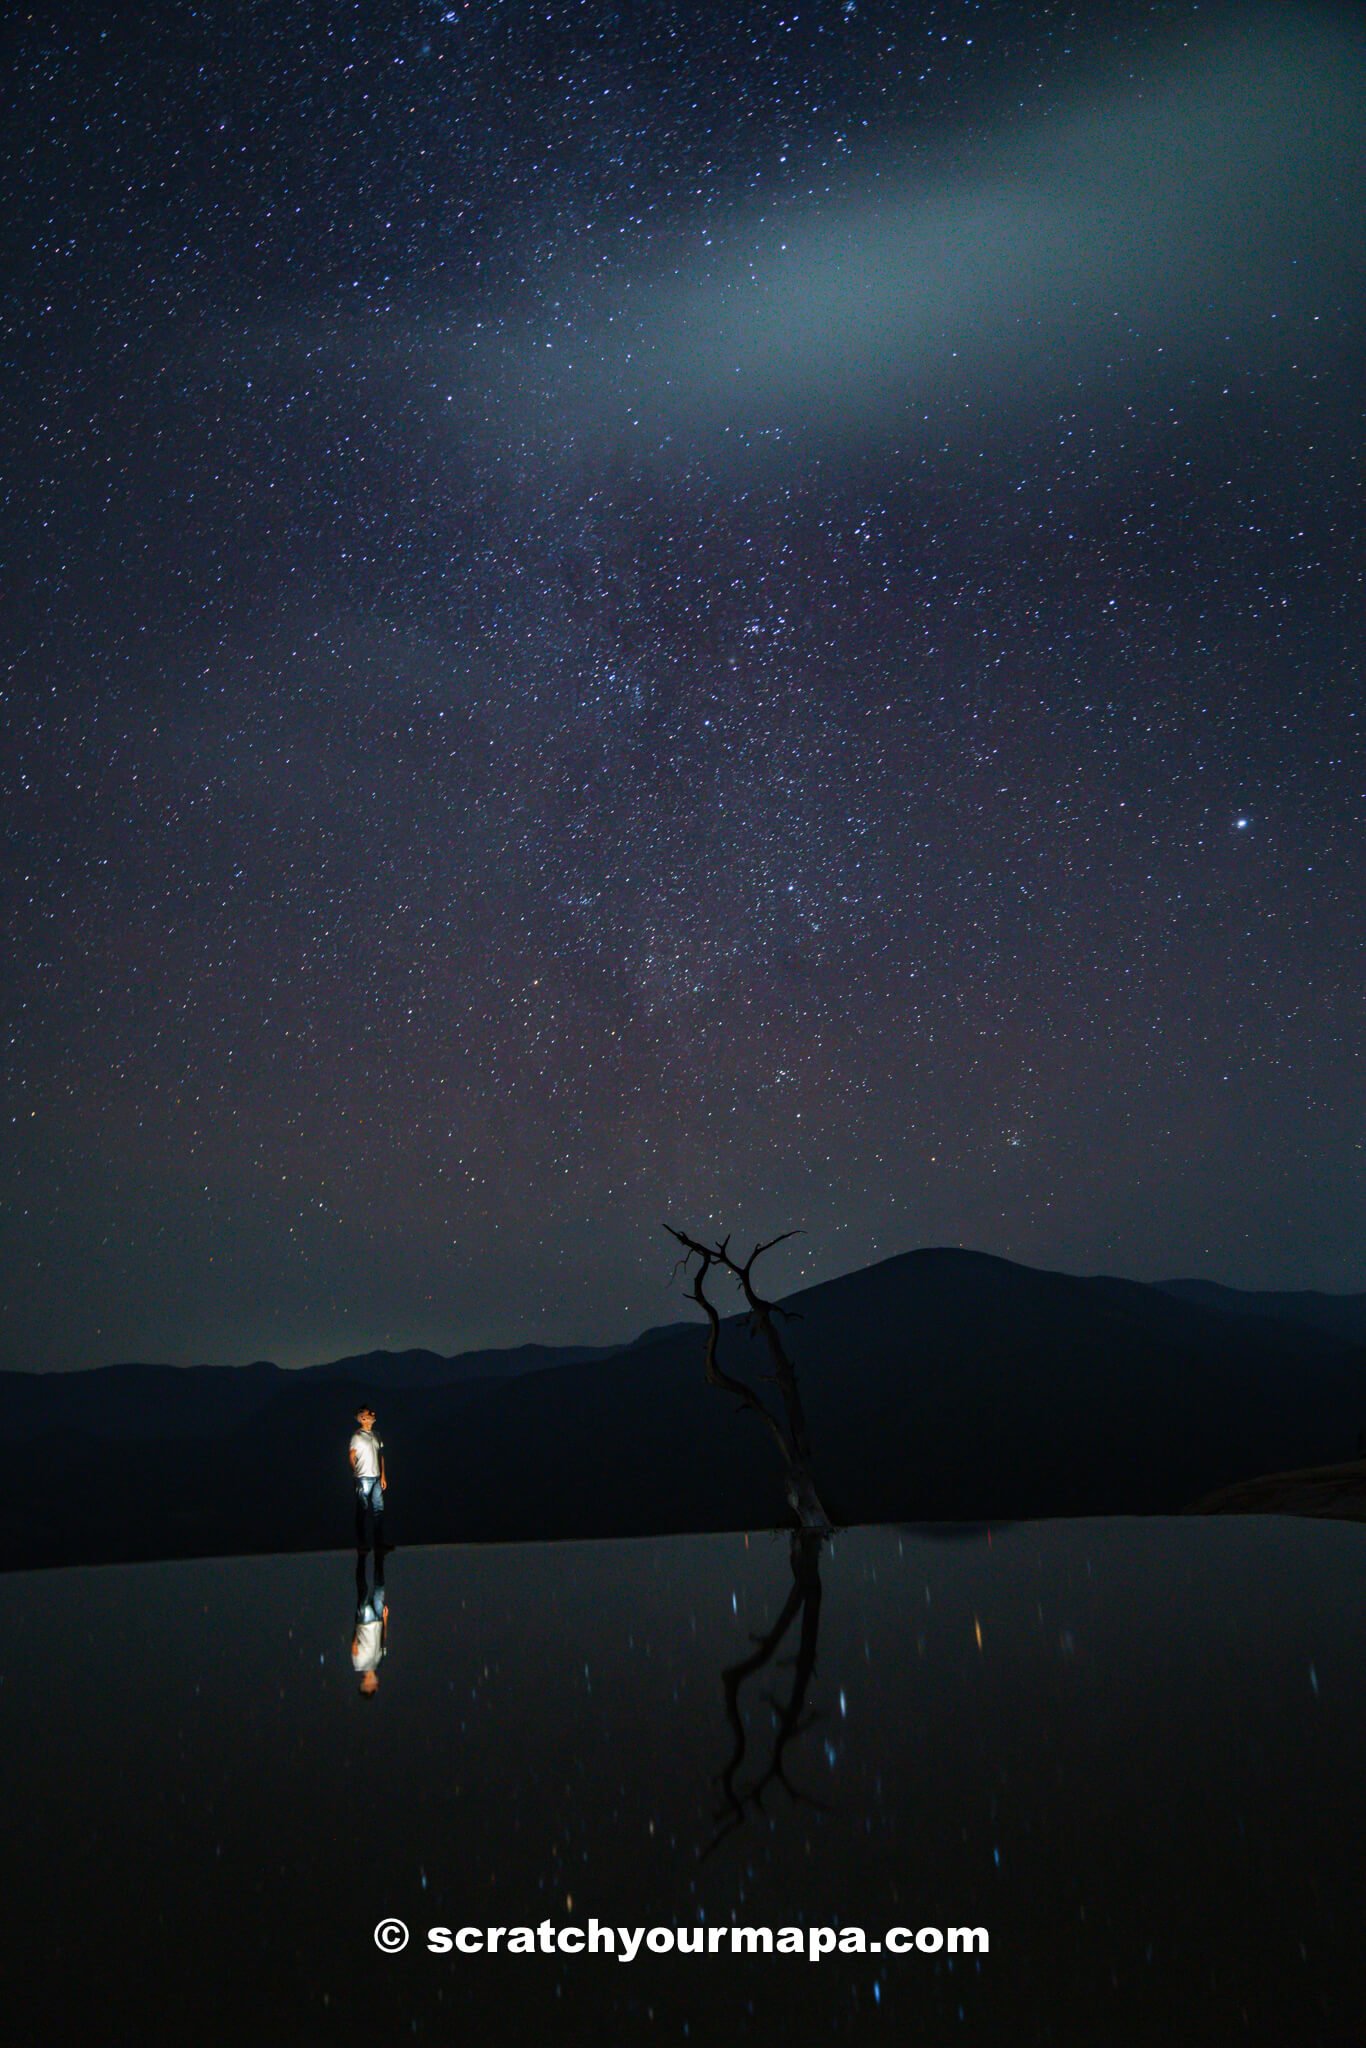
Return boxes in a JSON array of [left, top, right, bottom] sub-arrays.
[[353, 1614, 384, 1673], [351, 1428, 381, 1480]]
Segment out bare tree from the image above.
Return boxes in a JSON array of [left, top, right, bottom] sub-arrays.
[[664, 1224, 832, 1533]]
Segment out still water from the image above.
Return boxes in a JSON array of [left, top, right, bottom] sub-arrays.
[[3, 1518, 1363, 2045]]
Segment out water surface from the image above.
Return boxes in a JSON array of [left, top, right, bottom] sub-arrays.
[[3, 1518, 1363, 2044]]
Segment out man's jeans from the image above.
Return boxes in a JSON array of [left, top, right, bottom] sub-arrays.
[[355, 1550, 385, 1618], [355, 1475, 385, 1550]]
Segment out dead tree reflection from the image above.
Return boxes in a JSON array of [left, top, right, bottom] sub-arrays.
[[706, 1528, 829, 1854]]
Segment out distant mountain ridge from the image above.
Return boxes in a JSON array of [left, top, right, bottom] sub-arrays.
[[1157, 1278, 1366, 1348], [5, 1248, 1364, 1568], [0, 1327, 700, 1442]]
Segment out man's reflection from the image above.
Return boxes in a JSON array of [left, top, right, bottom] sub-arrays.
[[709, 1529, 827, 1850], [352, 1551, 389, 1696]]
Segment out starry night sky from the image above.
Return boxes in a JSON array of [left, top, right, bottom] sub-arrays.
[[3, 0, 1364, 1372]]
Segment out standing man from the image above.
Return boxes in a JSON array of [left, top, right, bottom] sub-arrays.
[[349, 1404, 388, 1553]]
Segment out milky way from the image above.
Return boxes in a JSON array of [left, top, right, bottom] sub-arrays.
[[3, 0, 1363, 1370]]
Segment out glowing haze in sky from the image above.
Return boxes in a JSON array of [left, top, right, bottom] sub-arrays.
[[3, 0, 1363, 1369], [533, 10, 1365, 441]]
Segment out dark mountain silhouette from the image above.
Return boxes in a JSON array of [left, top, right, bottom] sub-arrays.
[[0, 1338, 655, 1442], [5, 1249, 1363, 1569], [303, 1339, 627, 1391], [1157, 1278, 1366, 1348], [0, 1358, 287, 1443]]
